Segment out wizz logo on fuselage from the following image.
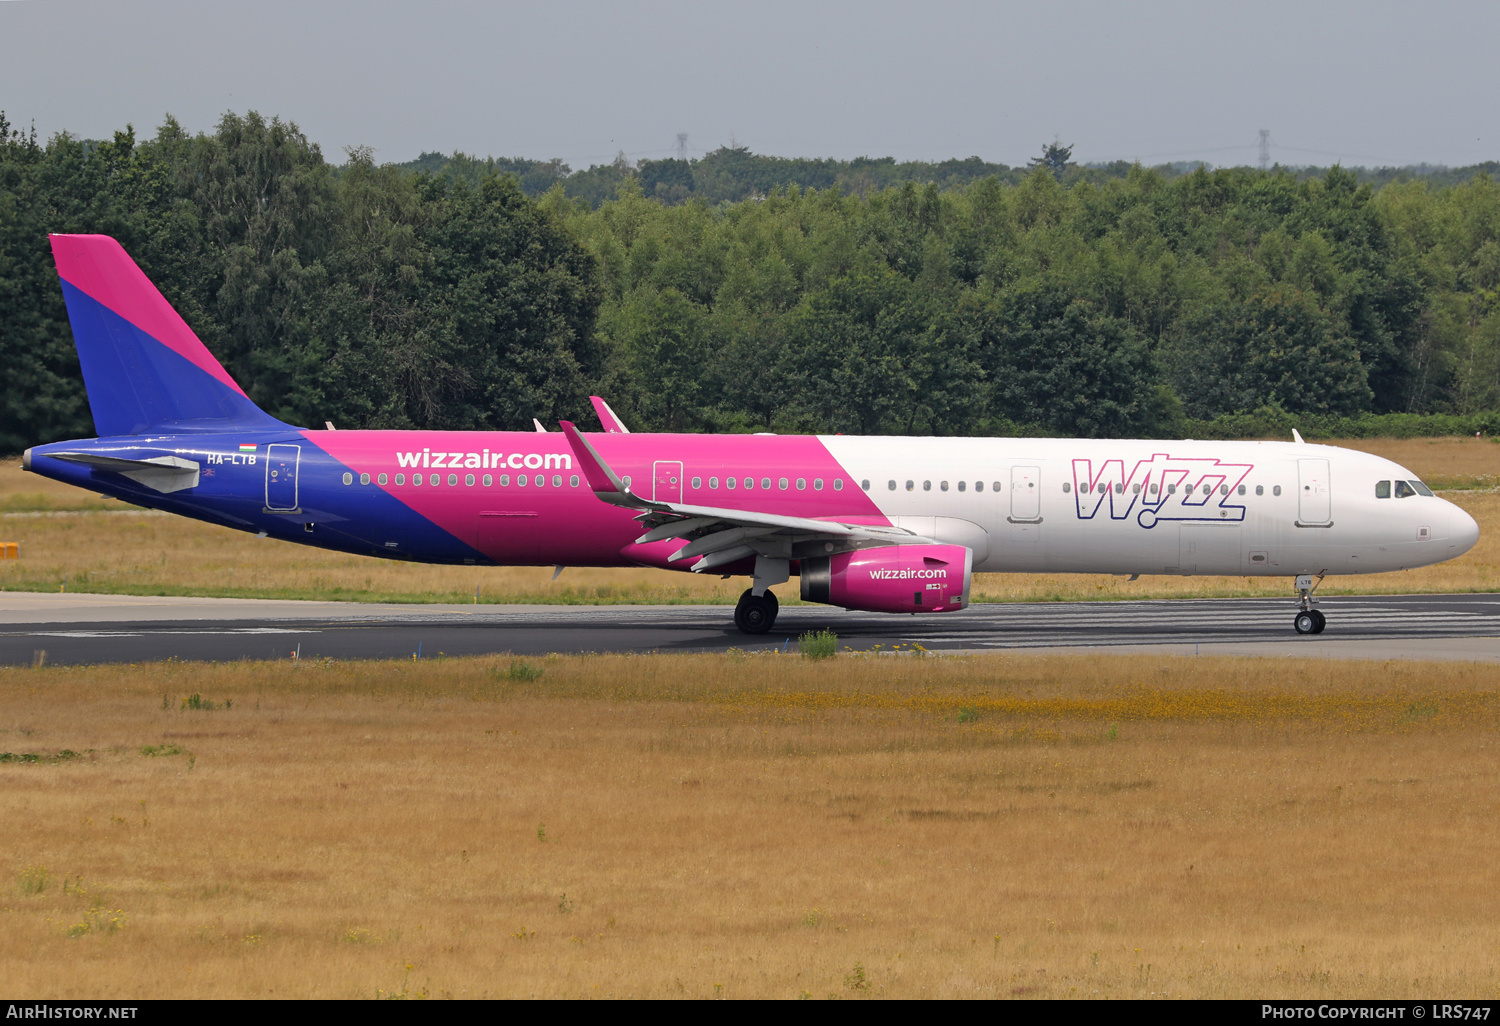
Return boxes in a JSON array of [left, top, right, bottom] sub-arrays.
[[1072, 454, 1254, 528]]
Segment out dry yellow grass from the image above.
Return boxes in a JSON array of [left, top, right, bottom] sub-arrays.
[[1332, 434, 1500, 490], [3, 650, 1498, 999], [2, 438, 1496, 605]]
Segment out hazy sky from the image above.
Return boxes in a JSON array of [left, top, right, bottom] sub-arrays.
[[2, 0, 1495, 170]]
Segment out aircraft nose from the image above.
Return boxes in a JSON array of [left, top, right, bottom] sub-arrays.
[[1449, 503, 1480, 557]]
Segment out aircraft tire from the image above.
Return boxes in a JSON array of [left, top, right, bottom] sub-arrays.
[[735, 589, 776, 635], [1310, 609, 1327, 634], [1294, 611, 1317, 635]]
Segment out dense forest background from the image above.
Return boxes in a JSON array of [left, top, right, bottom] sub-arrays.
[[3, 111, 1499, 453]]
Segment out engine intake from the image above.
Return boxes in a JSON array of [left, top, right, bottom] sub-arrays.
[[800, 544, 972, 614]]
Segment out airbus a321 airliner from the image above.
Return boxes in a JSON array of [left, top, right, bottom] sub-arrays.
[[21, 235, 1480, 635]]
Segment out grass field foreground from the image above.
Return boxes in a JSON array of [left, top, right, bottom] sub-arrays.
[[2, 650, 1498, 999], [1, 436, 1496, 605]]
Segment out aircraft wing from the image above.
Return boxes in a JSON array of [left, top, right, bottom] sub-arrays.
[[558, 421, 927, 571]]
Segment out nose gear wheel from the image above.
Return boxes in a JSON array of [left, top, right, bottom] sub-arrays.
[[1292, 574, 1327, 634]]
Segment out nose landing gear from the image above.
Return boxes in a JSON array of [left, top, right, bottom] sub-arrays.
[[1293, 573, 1327, 635], [734, 588, 779, 634]]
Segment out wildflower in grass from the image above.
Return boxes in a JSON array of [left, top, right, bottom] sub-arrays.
[[798, 630, 837, 660], [20, 866, 51, 895]]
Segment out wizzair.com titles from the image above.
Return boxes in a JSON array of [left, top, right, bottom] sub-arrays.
[[868, 567, 948, 580], [395, 449, 572, 471]]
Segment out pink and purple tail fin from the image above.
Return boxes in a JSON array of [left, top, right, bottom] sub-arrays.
[[49, 234, 287, 436]]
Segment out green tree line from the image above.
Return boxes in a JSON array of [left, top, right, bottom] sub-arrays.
[[2, 111, 1498, 452]]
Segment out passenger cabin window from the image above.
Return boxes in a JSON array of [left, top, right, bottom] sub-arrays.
[[1273, 485, 1282, 496], [833, 479, 844, 490], [1395, 480, 1416, 498], [1236, 485, 1245, 495], [1376, 480, 1391, 498], [858, 480, 867, 491], [923, 481, 932, 491], [779, 477, 789, 490], [709, 476, 719, 488], [465, 474, 475, 486], [482, 474, 492, 486], [940, 481, 949, 491], [957, 481, 966, 492], [991, 482, 1001, 492], [1063, 482, 1072, 494], [888, 480, 896, 491], [761, 478, 771, 490], [379, 474, 388, 486], [1255, 485, 1263, 496], [796, 478, 806, 490], [1150, 484, 1159, 495], [396, 474, 405, 485], [570, 476, 579, 487], [692, 476, 702, 489], [976, 481, 984, 492], [499, 474, 509, 486], [906, 480, 914, 491], [726, 477, 736, 489]]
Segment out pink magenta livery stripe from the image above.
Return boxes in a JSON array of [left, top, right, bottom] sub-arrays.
[[48, 235, 248, 397], [306, 429, 890, 558]]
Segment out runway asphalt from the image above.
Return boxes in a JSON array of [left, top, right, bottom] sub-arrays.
[[2, 590, 1499, 665]]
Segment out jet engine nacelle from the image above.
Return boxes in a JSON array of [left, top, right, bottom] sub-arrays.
[[800, 544, 972, 614]]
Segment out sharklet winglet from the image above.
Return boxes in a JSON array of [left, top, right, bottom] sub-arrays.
[[558, 421, 645, 508], [589, 396, 631, 434]]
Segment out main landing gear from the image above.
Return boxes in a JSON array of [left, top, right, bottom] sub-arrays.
[[1293, 573, 1327, 635], [733, 556, 789, 635], [734, 588, 779, 634]]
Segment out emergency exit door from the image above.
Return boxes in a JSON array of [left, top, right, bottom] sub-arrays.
[[1009, 466, 1041, 522], [654, 461, 683, 503], [265, 444, 301, 511], [1298, 458, 1331, 525]]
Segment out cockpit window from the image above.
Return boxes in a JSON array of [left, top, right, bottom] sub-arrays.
[[1411, 480, 1434, 496], [1394, 480, 1416, 498], [1375, 480, 1391, 499]]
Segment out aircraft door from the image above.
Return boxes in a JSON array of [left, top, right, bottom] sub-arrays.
[[1009, 466, 1041, 522], [1179, 523, 1243, 574], [1298, 458, 1332, 525], [477, 511, 539, 564], [265, 444, 300, 511], [654, 461, 683, 504]]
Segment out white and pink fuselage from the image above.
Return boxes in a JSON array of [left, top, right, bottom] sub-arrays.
[[32, 428, 1471, 579], [23, 234, 1482, 636]]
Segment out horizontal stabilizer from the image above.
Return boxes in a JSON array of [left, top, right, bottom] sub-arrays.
[[48, 452, 200, 494]]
